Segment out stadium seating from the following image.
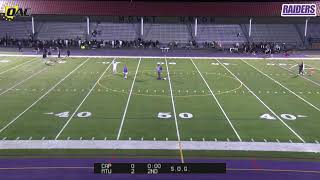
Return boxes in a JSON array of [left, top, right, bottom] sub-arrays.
[[143, 23, 191, 43], [0, 21, 32, 39], [247, 24, 302, 45], [36, 22, 86, 40], [92, 22, 140, 41], [196, 24, 246, 45]]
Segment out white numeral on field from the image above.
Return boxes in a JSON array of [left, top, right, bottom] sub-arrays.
[[260, 113, 303, 121], [158, 112, 172, 119], [260, 113, 276, 120], [179, 112, 193, 119], [55, 111, 69, 118], [47, 111, 92, 118], [280, 114, 296, 120], [158, 112, 193, 119], [77, 111, 92, 118]]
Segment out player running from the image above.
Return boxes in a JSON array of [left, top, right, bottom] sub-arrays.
[[298, 61, 305, 75], [123, 65, 128, 79]]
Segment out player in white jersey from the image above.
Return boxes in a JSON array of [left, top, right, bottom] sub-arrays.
[[112, 60, 120, 74]]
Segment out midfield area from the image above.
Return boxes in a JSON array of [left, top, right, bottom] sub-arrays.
[[0, 56, 319, 144]]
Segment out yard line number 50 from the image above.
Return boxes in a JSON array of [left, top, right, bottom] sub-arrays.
[[157, 112, 193, 119]]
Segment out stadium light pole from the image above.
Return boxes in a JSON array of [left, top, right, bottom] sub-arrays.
[[31, 16, 35, 35], [304, 18, 308, 37], [86, 16, 90, 36], [249, 18, 252, 38], [194, 17, 198, 37], [141, 17, 144, 36]]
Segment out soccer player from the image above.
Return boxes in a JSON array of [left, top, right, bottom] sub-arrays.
[[298, 61, 305, 75], [112, 60, 119, 74], [156, 63, 162, 80], [123, 65, 128, 79]]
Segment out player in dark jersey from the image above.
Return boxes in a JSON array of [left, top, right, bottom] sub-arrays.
[[58, 48, 61, 58], [298, 61, 305, 75], [156, 63, 163, 80], [67, 49, 70, 57], [123, 65, 128, 79]]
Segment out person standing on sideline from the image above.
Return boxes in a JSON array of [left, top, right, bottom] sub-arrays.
[[57, 48, 61, 58], [112, 60, 119, 74], [67, 49, 70, 57], [123, 65, 128, 79]]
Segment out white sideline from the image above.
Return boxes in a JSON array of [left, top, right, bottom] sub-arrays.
[[242, 59, 320, 112], [1, 54, 320, 60], [165, 57, 181, 142], [0, 57, 37, 75], [116, 58, 141, 140], [55, 58, 115, 140], [190, 58, 242, 141], [0, 140, 319, 152], [0, 67, 48, 96], [216, 59, 305, 143], [0, 58, 91, 133]]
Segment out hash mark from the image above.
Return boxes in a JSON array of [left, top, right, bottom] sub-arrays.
[[16, 137, 20, 140], [41, 137, 45, 140], [104, 137, 107, 140], [264, 139, 267, 142], [289, 139, 293, 143], [315, 140, 319, 144], [276, 139, 280, 143], [2, 137, 7, 140]]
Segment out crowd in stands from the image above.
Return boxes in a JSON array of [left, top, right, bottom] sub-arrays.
[[230, 42, 286, 54], [0, 36, 288, 54]]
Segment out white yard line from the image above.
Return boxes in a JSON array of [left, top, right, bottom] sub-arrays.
[[216, 59, 305, 143], [242, 59, 320, 112], [165, 57, 182, 142], [165, 57, 185, 163], [0, 58, 90, 133], [55, 58, 115, 140], [190, 58, 242, 142], [0, 140, 319, 152], [0, 67, 48, 96], [0, 58, 36, 75], [116, 58, 141, 140]]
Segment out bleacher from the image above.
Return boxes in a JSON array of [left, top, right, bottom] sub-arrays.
[[92, 23, 139, 41], [247, 24, 302, 45], [36, 22, 86, 40], [143, 23, 191, 43], [196, 24, 246, 45], [0, 21, 32, 39]]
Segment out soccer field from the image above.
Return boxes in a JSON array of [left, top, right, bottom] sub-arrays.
[[0, 56, 320, 146]]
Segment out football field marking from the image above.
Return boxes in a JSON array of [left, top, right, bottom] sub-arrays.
[[0, 58, 91, 134], [116, 58, 141, 140], [0, 58, 36, 75], [0, 67, 47, 96], [165, 57, 184, 163], [216, 59, 305, 143], [242, 59, 320, 112], [55, 58, 115, 140], [190, 58, 242, 142], [275, 62, 320, 87]]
